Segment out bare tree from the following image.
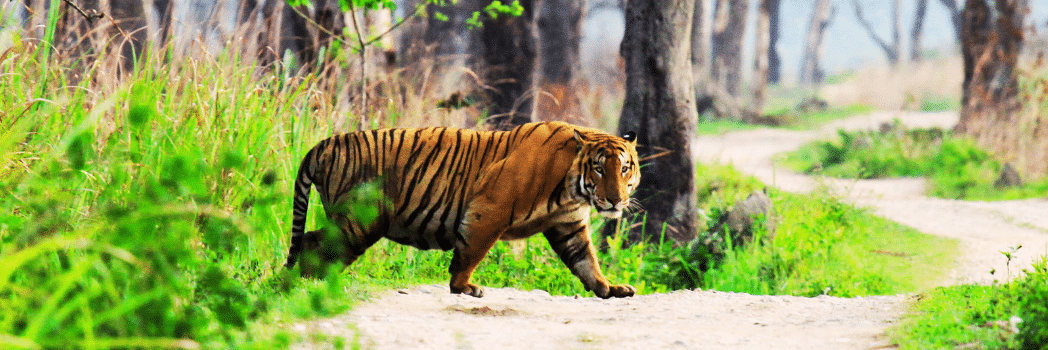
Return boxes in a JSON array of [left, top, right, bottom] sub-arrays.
[[768, 0, 782, 83], [939, 0, 962, 40], [911, 0, 929, 61], [753, 0, 772, 111], [534, 0, 584, 123], [956, 0, 1026, 134], [109, 0, 148, 74], [610, 0, 698, 244], [711, 0, 748, 95], [799, 0, 834, 85], [691, 0, 712, 79], [851, 0, 901, 66], [480, 0, 537, 130]]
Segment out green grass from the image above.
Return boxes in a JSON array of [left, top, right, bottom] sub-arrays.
[[781, 125, 1048, 200], [641, 163, 959, 297], [890, 256, 1048, 349], [696, 100, 874, 135]]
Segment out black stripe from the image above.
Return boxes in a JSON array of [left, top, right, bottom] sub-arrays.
[[540, 125, 567, 146], [405, 139, 455, 225], [547, 174, 568, 212], [396, 130, 443, 216], [519, 123, 540, 142]]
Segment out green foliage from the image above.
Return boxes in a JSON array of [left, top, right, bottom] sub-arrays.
[[783, 124, 1048, 200], [919, 95, 959, 112], [891, 256, 1048, 349], [466, 0, 525, 29]]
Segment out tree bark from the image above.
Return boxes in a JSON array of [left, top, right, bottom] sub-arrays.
[[691, 0, 712, 79], [753, 0, 772, 112], [851, 0, 901, 66], [480, 0, 537, 130], [610, 0, 698, 244], [534, 0, 584, 124], [767, 0, 781, 84], [910, 0, 928, 61], [52, 0, 100, 65], [710, 0, 747, 96], [256, 0, 313, 70], [109, 0, 148, 74], [956, 0, 1026, 134], [799, 0, 834, 86]]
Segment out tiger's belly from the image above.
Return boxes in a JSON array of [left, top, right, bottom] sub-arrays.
[[382, 201, 589, 250]]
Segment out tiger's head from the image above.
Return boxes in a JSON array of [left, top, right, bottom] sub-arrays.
[[573, 129, 641, 219]]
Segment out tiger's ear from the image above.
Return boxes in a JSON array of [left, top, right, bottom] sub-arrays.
[[622, 131, 637, 144], [573, 129, 588, 150]]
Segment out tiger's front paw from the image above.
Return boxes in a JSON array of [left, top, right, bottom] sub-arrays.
[[450, 283, 485, 298], [601, 284, 636, 298]]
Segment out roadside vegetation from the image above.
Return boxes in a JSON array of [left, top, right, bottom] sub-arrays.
[[794, 59, 1048, 349], [890, 255, 1048, 349], [696, 102, 874, 135], [780, 124, 1048, 201]]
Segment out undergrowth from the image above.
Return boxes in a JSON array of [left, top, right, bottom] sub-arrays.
[[891, 255, 1048, 349], [638, 163, 957, 297], [781, 123, 1048, 200]]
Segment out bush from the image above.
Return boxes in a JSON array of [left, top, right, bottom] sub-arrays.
[[783, 123, 1048, 200], [1015, 257, 1048, 349]]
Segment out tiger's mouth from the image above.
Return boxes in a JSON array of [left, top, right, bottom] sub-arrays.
[[594, 201, 623, 219]]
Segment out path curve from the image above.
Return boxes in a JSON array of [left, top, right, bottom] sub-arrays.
[[692, 111, 1048, 285], [297, 111, 1048, 349]]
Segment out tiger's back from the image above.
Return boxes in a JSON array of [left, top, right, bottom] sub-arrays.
[[286, 121, 640, 299]]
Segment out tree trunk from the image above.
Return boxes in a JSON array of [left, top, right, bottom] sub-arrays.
[[480, 0, 537, 130], [534, 0, 583, 124], [691, 0, 712, 79], [52, 0, 100, 65], [851, 0, 900, 66], [957, 0, 1026, 134], [910, 0, 928, 61], [939, 0, 962, 41], [799, 0, 833, 86], [753, 0, 772, 112], [257, 0, 313, 70], [154, 0, 173, 47], [109, 0, 148, 74], [710, 0, 747, 96], [767, 0, 781, 84], [610, 0, 698, 244]]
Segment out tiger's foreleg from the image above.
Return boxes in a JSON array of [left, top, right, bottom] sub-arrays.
[[446, 224, 503, 295], [543, 222, 636, 299]]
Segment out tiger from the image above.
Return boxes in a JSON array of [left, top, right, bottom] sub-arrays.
[[284, 121, 640, 299]]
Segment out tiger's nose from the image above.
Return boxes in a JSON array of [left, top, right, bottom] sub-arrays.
[[608, 196, 622, 205]]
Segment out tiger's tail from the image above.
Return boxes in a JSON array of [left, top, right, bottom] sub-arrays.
[[285, 147, 318, 268]]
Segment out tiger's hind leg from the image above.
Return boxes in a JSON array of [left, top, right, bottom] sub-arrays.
[[543, 222, 636, 299], [297, 214, 386, 278]]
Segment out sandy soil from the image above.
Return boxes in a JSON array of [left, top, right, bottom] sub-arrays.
[[297, 111, 1048, 349]]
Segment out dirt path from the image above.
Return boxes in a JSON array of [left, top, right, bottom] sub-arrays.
[[299, 111, 1048, 349]]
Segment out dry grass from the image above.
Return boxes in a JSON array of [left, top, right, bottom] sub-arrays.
[[820, 56, 964, 111]]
